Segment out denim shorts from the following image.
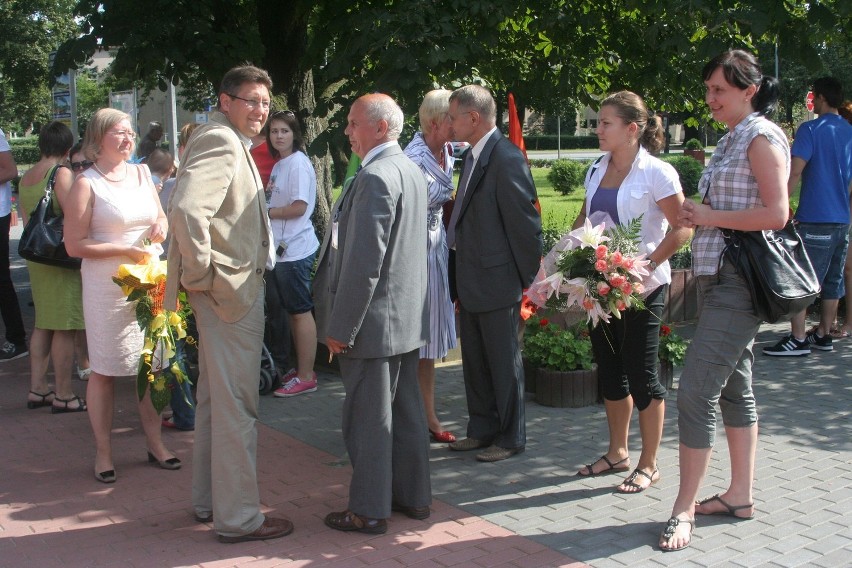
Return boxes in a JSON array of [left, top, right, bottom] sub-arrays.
[[797, 222, 849, 299], [272, 252, 316, 314]]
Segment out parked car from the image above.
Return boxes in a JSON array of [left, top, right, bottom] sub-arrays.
[[452, 141, 470, 158]]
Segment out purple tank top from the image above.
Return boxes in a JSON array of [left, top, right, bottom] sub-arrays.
[[590, 186, 620, 225]]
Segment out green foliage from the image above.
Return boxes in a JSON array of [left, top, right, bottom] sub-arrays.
[[683, 138, 703, 150], [524, 135, 599, 150], [523, 317, 595, 372], [659, 324, 689, 366], [9, 138, 40, 166], [669, 245, 693, 270], [660, 155, 704, 197], [547, 159, 592, 196]]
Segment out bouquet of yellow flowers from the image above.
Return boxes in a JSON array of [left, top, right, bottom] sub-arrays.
[[113, 260, 194, 413], [527, 216, 651, 327]]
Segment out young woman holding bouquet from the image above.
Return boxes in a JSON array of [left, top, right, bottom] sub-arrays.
[[659, 50, 789, 551], [574, 92, 692, 495]]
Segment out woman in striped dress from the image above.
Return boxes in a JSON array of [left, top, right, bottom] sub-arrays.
[[404, 90, 457, 443]]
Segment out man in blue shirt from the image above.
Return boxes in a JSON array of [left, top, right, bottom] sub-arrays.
[[765, 77, 852, 356]]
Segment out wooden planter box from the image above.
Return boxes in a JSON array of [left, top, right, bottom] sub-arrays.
[[684, 148, 705, 165], [535, 364, 598, 408], [663, 268, 699, 323], [659, 360, 675, 390]]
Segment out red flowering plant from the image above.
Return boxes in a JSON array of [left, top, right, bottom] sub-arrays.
[[522, 315, 594, 372], [658, 324, 689, 366], [527, 216, 651, 327]]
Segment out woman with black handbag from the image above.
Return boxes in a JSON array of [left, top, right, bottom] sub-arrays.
[[18, 122, 86, 413], [659, 50, 790, 551]]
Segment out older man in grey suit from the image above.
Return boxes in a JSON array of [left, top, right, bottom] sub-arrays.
[[314, 93, 431, 535], [447, 85, 542, 462], [166, 65, 293, 543]]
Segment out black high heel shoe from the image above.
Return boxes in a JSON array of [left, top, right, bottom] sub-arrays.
[[147, 450, 181, 470]]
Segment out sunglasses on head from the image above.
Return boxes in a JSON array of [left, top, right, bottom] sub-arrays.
[[71, 160, 93, 171]]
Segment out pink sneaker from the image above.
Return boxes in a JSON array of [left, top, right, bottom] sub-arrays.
[[280, 368, 317, 383], [274, 376, 318, 398]]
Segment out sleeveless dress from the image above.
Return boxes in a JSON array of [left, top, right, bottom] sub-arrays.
[[18, 165, 85, 330], [80, 165, 159, 376]]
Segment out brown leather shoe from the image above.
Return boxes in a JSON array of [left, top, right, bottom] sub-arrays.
[[475, 445, 525, 462], [324, 510, 387, 534], [448, 437, 490, 451], [391, 502, 431, 520], [217, 516, 294, 543]]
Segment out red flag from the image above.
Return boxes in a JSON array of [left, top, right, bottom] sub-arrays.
[[509, 92, 541, 321], [508, 92, 529, 164]]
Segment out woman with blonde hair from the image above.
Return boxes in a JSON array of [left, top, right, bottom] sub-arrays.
[[65, 108, 178, 483], [404, 89, 457, 443]]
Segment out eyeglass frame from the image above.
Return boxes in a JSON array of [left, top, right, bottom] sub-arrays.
[[70, 160, 94, 171], [226, 93, 272, 111], [106, 129, 136, 139]]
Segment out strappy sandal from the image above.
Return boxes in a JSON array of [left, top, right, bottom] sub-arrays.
[[617, 468, 660, 493], [52, 395, 87, 414], [695, 494, 754, 519], [659, 517, 695, 552], [27, 390, 55, 409], [577, 455, 630, 477]]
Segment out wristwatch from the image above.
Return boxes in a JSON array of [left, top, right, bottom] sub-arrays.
[[648, 259, 658, 271]]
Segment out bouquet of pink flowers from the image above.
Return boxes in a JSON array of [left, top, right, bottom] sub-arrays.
[[527, 216, 651, 327]]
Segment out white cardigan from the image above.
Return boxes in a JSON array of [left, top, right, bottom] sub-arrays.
[[584, 146, 683, 288]]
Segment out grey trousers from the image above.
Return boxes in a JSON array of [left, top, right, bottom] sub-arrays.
[[189, 291, 265, 537], [677, 262, 761, 449], [338, 350, 432, 519]]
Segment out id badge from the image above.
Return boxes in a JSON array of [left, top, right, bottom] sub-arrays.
[[332, 221, 339, 249]]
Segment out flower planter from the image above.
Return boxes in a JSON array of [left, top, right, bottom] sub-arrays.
[[522, 356, 537, 393], [535, 364, 598, 408], [663, 268, 699, 323], [659, 360, 675, 390], [684, 148, 705, 165]]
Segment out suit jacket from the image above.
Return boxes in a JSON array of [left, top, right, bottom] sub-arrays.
[[313, 144, 429, 358], [164, 111, 270, 323], [455, 130, 542, 313]]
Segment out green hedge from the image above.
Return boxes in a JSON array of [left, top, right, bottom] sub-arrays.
[[8, 137, 40, 167], [659, 155, 703, 197], [547, 158, 592, 195], [524, 135, 599, 150]]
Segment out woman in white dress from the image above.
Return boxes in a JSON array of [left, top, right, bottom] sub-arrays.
[[404, 90, 457, 443], [65, 108, 178, 484]]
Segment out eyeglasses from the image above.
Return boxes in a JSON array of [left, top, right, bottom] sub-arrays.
[[71, 160, 93, 171], [107, 129, 136, 139], [227, 93, 272, 111]]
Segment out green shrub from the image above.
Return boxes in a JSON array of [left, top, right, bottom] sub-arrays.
[[9, 137, 40, 166], [660, 155, 704, 197], [547, 158, 591, 196], [523, 317, 595, 372], [683, 138, 703, 150]]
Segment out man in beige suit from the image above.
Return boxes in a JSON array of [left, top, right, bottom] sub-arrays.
[[165, 65, 293, 543]]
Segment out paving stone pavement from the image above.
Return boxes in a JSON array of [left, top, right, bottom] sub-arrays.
[[2, 221, 851, 567]]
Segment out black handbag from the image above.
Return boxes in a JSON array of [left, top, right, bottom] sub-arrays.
[[18, 165, 82, 269], [722, 221, 820, 323]]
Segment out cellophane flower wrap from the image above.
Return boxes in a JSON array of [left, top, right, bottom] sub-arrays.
[[527, 215, 650, 327], [113, 259, 194, 413]]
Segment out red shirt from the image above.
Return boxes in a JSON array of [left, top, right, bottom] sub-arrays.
[[250, 141, 276, 188]]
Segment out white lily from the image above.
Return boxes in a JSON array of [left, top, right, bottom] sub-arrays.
[[568, 217, 610, 249]]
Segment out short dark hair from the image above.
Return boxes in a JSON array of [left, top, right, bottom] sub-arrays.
[[146, 148, 174, 178], [218, 64, 273, 108], [38, 121, 74, 158], [812, 77, 844, 109], [266, 111, 306, 158]]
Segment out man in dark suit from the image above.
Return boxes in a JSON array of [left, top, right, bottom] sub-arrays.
[[446, 85, 542, 462], [314, 93, 431, 534]]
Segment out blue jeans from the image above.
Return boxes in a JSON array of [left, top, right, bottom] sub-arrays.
[[797, 222, 849, 299]]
